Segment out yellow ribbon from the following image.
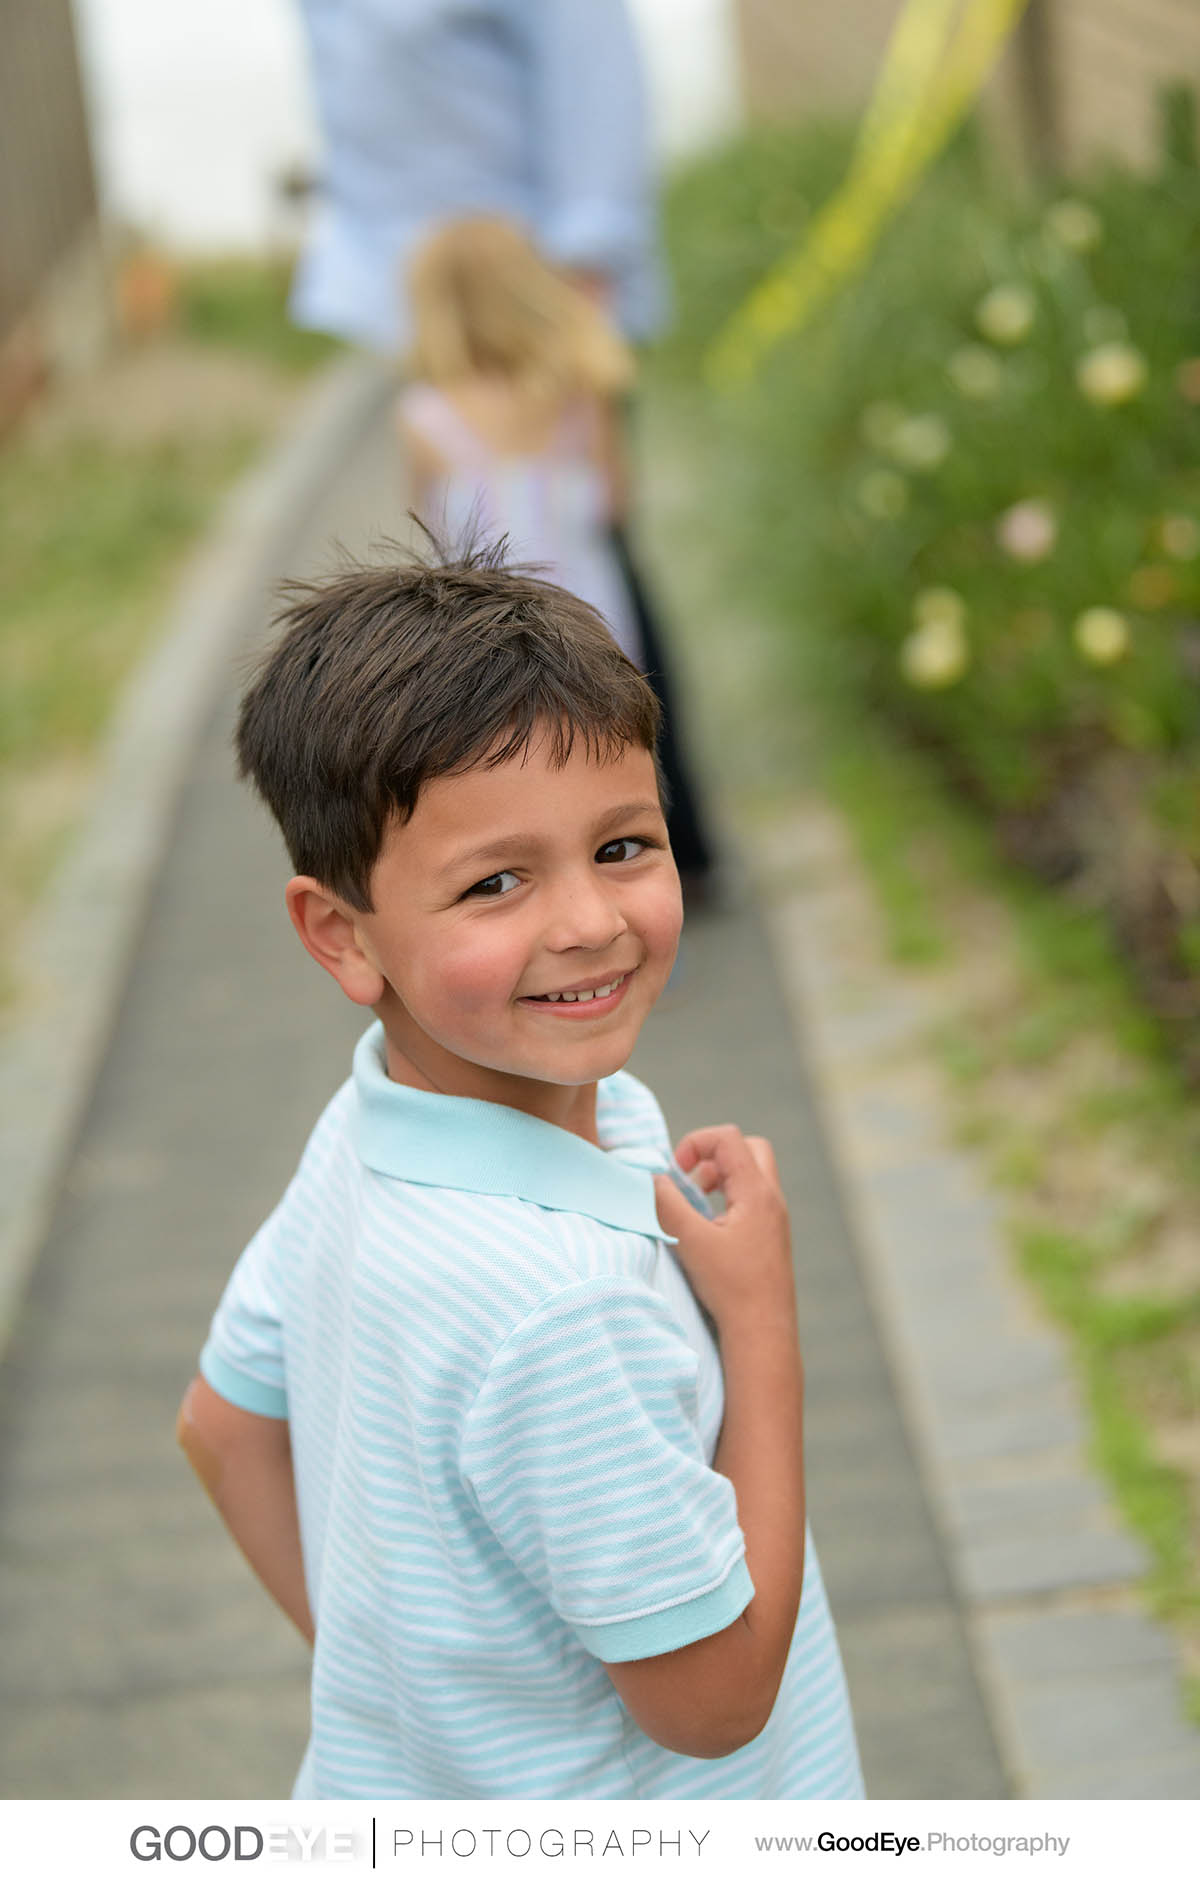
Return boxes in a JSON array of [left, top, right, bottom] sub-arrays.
[[706, 0, 1032, 389]]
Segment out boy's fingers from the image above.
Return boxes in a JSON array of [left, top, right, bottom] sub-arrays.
[[673, 1125, 775, 1200], [673, 1125, 750, 1174], [745, 1136, 780, 1184], [653, 1172, 707, 1240]]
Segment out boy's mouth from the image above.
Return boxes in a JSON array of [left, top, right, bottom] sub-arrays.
[[522, 970, 634, 1006]]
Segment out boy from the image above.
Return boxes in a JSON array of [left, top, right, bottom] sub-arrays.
[[178, 543, 863, 1799]]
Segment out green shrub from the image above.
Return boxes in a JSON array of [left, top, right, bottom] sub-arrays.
[[178, 259, 342, 372], [660, 101, 1200, 1064]]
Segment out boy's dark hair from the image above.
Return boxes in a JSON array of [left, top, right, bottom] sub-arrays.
[[235, 538, 663, 910]]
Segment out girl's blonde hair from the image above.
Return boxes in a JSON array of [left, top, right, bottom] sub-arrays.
[[406, 216, 635, 398]]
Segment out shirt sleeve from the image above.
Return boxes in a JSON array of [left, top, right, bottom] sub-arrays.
[[460, 1275, 753, 1662], [522, 0, 656, 282], [198, 1212, 289, 1419]]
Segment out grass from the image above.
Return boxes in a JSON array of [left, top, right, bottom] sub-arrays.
[[176, 257, 341, 374], [0, 258, 338, 1013], [818, 666, 1200, 1625]]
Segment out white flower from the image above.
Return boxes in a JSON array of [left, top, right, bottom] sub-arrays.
[[1160, 514, 1200, 561], [1076, 342, 1148, 406], [913, 586, 967, 631], [1073, 607, 1130, 665], [975, 284, 1035, 346], [947, 345, 1004, 399], [1043, 198, 1103, 253], [996, 499, 1057, 563], [901, 617, 969, 688], [889, 413, 952, 470], [860, 401, 906, 452], [857, 469, 910, 519]]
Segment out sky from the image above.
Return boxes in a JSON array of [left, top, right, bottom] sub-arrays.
[[70, 0, 744, 252]]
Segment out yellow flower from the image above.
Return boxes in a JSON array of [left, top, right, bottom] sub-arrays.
[[1160, 514, 1200, 561], [857, 470, 910, 520], [1043, 199, 1103, 253], [913, 586, 966, 631], [947, 345, 1004, 399], [975, 284, 1035, 346], [889, 414, 951, 470], [900, 617, 969, 688], [1076, 342, 1147, 406], [1073, 607, 1129, 665]]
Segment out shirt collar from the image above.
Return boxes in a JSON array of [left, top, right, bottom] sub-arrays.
[[351, 1022, 668, 1239]]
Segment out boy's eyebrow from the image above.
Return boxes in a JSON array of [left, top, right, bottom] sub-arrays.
[[440, 801, 665, 876]]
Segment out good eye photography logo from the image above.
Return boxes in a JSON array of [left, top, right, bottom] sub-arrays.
[[129, 1823, 359, 1863]]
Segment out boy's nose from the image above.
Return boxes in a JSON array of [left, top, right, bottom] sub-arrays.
[[544, 872, 628, 953]]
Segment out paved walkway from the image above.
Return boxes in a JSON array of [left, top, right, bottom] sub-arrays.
[[0, 371, 1193, 1800]]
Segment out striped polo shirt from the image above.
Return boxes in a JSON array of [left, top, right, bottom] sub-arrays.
[[199, 1022, 863, 1800]]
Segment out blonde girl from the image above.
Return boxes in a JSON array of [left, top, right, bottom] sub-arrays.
[[397, 215, 644, 664]]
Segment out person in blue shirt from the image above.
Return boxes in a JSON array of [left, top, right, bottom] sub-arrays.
[[289, 0, 715, 890], [177, 541, 862, 1798], [290, 0, 662, 351]]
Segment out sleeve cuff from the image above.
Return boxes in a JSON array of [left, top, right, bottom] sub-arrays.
[[541, 201, 645, 272], [572, 1555, 754, 1663], [199, 1342, 288, 1419]]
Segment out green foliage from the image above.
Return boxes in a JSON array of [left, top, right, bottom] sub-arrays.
[[653, 106, 1200, 1634], [1017, 1225, 1198, 1606], [654, 123, 855, 381], [0, 258, 335, 999], [795, 142, 1196, 798], [177, 259, 342, 372], [1088, 1363, 1194, 1607], [661, 106, 1200, 922], [0, 433, 251, 766]]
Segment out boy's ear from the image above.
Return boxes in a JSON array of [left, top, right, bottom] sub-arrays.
[[285, 877, 386, 1007]]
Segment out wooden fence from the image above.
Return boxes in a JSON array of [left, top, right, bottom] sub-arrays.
[[735, 0, 1200, 171], [0, 0, 105, 408]]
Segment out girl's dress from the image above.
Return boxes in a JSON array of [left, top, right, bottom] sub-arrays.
[[398, 382, 644, 668]]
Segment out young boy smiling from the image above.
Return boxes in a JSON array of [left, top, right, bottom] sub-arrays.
[[178, 545, 862, 1800]]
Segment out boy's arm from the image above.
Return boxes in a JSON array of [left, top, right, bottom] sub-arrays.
[[177, 1375, 315, 1646], [602, 1129, 805, 1760]]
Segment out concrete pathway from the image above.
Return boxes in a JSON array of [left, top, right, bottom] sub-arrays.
[[0, 366, 1187, 1800]]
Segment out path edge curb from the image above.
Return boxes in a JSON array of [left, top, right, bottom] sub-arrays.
[[753, 806, 1200, 1799]]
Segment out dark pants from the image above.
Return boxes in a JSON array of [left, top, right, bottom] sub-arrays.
[[609, 524, 714, 879]]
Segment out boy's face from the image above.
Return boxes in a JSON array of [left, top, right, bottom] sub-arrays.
[[351, 731, 682, 1118]]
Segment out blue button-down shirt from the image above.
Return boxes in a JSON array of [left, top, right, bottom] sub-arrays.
[[290, 0, 666, 349]]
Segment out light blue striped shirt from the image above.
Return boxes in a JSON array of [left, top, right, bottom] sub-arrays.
[[291, 0, 665, 350], [200, 1022, 863, 1799]]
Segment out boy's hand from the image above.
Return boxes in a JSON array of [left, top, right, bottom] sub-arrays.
[[653, 1126, 794, 1335], [610, 1129, 804, 1760]]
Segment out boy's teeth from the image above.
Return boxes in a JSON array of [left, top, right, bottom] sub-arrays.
[[539, 976, 623, 1003]]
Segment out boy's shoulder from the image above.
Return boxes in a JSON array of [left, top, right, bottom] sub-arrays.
[[596, 1065, 671, 1162]]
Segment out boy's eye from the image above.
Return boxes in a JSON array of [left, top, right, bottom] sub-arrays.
[[464, 870, 520, 898], [596, 837, 648, 864]]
